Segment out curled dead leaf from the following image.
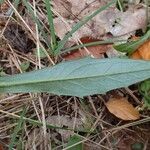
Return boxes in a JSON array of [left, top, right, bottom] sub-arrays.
[[131, 40, 150, 60], [106, 98, 140, 120], [63, 37, 110, 60]]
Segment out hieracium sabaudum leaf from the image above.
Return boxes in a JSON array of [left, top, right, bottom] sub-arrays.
[[0, 58, 150, 97]]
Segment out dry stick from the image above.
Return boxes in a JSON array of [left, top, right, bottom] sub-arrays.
[[0, 108, 22, 120], [38, 96, 47, 148], [56, 97, 65, 146], [63, 133, 110, 150], [0, 16, 11, 38], [8, 45, 23, 73], [0, 123, 17, 134], [0, 109, 71, 131], [106, 117, 150, 132], [63, 99, 109, 149], [98, 117, 150, 144], [73, 97, 78, 130], [89, 102, 113, 149], [33, 1, 47, 148], [0, 13, 25, 73], [86, 110, 104, 137], [99, 108, 114, 149], [0, 48, 44, 67], [143, 139, 149, 150], [31, 97, 41, 122], [0, 94, 23, 103], [7, 0, 55, 65], [37, 7, 52, 34], [125, 87, 141, 104], [88, 96, 99, 117], [0, 0, 15, 38], [0, 96, 37, 104], [0, 10, 46, 67], [56, 97, 61, 127], [84, 98, 107, 147], [27, 3, 52, 49], [8, 54, 15, 74], [80, 99, 111, 127], [33, 0, 41, 70]]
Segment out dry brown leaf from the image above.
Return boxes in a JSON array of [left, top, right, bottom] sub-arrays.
[[109, 5, 146, 36], [26, 128, 51, 150], [26, 115, 84, 148], [47, 115, 84, 140], [131, 40, 150, 60], [138, 40, 150, 60], [106, 98, 140, 120], [52, 0, 71, 18], [63, 37, 110, 60], [53, 0, 146, 40]]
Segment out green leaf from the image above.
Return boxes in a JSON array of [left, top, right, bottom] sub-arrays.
[[0, 67, 6, 76], [139, 79, 150, 108], [114, 30, 150, 55], [116, 0, 124, 12], [34, 48, 47, 58], [44, 0, 57, 52], [20, 61, 30, 72], [61, 39, 126, 54], [0, 58, 150, 97], [9, 107, 26, 150], [0, 0, 4, 4], [131, 142, 144, 150], [66, 135, 83, 150], [23, 0, 52, 50]]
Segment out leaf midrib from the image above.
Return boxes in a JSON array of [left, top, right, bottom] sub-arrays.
[[1, 68, 150, 87]]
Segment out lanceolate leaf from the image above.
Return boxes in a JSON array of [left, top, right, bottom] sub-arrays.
[[0, 58, 150, 97]]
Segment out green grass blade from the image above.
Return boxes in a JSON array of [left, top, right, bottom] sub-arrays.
[[66, 135, 83, 150], [13, 0, 20, 8], [0, 0, 4, 4], [54, 0, 117, 55], [61, 39, 126, 54], [44, 0, 57, 52], [23, 0, 52, 50], [0, 109, 93, 133], [117, 0, 124, 11], [9, 107, 26, 150]]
